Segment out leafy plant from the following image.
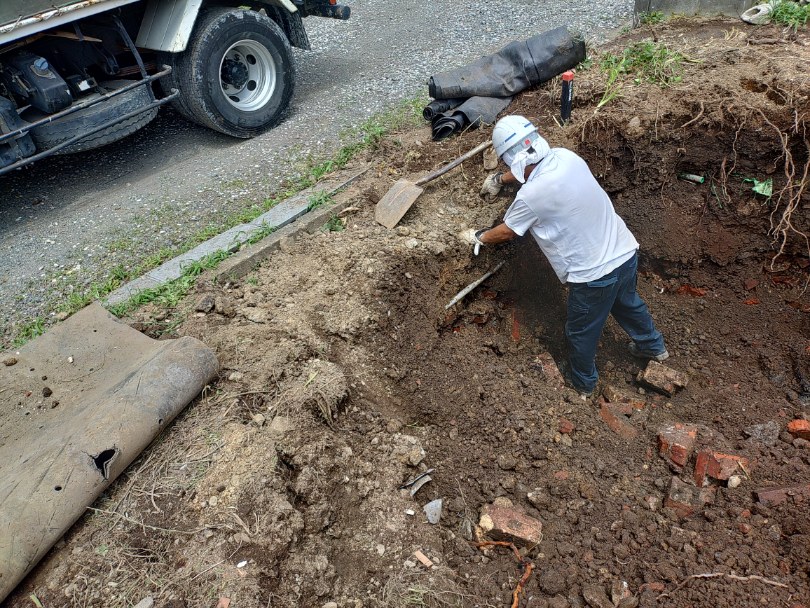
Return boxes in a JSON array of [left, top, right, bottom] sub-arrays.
[[771, 0, 809, 30], [324, 215, 345, 232]]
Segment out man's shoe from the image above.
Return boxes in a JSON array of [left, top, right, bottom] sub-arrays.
[[628, 342, 669, 362], [562, 369, 595, 399]]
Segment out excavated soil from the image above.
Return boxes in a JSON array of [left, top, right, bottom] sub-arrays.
[[5, 18, 810, 608]]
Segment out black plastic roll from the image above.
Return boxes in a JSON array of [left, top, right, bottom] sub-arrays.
[[422, 98, 465, 121], [431, 95, 512, 141], [428, 26, 585, 100]]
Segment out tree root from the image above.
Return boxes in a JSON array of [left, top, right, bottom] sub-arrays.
[[474, 541, 535, 608], [658, 571, 790, 599]]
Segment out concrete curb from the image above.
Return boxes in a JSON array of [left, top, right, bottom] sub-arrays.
[[634, 0, 755, 17], [104, 167, 368, 306]]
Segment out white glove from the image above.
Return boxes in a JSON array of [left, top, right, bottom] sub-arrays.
[[480, 172, 503, 197], [459, 228, 486, 255]]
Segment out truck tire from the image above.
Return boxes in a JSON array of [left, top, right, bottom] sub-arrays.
[[170, 8, 296, 138], [25, 80, 157, 154]]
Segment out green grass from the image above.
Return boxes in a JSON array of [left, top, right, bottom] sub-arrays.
[[598, 41, 685, 107], [108, 249, 230, 317], [12, 318, 45, 347], [638, 11, 665, 25], [771, 0, 809, 29]]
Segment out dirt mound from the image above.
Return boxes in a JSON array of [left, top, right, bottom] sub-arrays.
[[6, 18, 809, 608]]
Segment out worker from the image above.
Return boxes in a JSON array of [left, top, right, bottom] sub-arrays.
[[460, 115, 667, 398]]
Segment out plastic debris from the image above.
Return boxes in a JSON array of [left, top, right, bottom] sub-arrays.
[[423, 499, 443, 524], [678, 173, 705, 184], [409, 475, 433, 497], [741, 3, 774, 24]]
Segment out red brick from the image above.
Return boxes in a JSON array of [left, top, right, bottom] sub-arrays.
[[755, 484, 810, 506], [532, 352, 565, 389], [657, 423, 698, 470], [638, 362, 689, 397], [787, 419, 810, 441], [599, 401, 638, 439], [558, 417, 575, 434], [640, 582, 666, 593], [479, 503, 543, 546], [664, 476, 716, 518], [694, 451, 749, 487], [603, 385, 647, 410]]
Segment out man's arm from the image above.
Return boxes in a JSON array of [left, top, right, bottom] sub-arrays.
[[479, 223, 517, 244]]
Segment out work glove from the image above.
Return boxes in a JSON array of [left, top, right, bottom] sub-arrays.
[[459, 228, 486, 256], [480, 172, 503, 198]]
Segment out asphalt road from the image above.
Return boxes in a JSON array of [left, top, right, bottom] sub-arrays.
[[0, 0, 633, 344]]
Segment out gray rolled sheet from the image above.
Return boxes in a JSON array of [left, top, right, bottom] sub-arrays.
[[425, 26, 585, 141]]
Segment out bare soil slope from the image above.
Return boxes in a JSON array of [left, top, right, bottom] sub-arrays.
[[6, 18, 809, 608]]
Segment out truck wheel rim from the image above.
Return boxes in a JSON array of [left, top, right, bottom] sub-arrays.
[[219, 40, 277, 112]]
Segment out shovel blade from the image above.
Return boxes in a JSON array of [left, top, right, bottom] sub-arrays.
[[374, 179, 424, 228]]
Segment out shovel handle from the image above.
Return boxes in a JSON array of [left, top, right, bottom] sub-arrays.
[[414, 140, 493, 187]]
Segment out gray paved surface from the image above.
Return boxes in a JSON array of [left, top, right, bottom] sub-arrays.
[[0, 0, 634, 343]]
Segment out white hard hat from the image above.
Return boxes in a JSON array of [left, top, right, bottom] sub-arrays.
[[492, 115, 540, 165]]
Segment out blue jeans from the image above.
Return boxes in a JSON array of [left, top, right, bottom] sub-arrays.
[[566, 253, 665, 392]]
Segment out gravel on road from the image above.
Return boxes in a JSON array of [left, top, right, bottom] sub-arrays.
[[0, 0, 633, 346]]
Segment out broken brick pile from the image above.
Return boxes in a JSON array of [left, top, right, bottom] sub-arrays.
[[595, 360, 810, 518]]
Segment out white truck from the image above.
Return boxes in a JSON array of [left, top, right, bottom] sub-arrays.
[[0, 0, 350, 176]]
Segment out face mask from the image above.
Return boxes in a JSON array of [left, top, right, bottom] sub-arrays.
[[508, 135, 550, 184]]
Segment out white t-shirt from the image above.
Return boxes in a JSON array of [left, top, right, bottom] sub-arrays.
[[503, 148, 638, 284]]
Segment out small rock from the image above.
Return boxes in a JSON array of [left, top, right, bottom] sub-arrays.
[[483, 147, 499, 170], [269, 415, 294, 434], [548, 595, 570, 608], [209, 496, 218, 507], [527, 489, 551, 508], [252, 414, 266, 426], [794, 438, 810, 449], [406, 447, 425, 467], [582, 584, 612, 608], [228, 371, 244, 382], [55, 311, 69, 321], [637, 362, 688, 397], [727, 475, 742, 488], [561, 434, 573, 447], [195, 294, 215, 313], [479, 502, 542, 546], [42, 387, 52, 398], [610, 580, 632, 606], [3, 357, 17, 366], [558, 418, 575, 434], [743, 420, 780, 446], [376, 544, 385, 556], [405, 238, 420, 249], [322, 603, 338, 608], [133, 598, 154, 608], [497, 454, 517, 470], [424, 499, 442, 524]]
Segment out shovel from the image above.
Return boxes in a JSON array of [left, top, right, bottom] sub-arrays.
[[374, 140, 492, 228]]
